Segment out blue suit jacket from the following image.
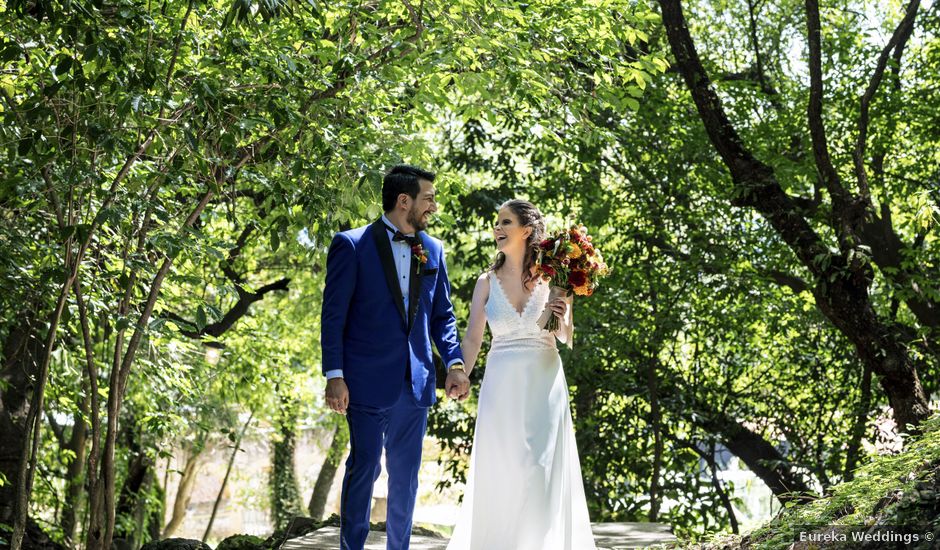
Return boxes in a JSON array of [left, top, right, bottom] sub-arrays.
[[320, 218, 464, 408]]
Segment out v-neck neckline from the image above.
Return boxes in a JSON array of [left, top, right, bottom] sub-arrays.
[[491, 271, 538, 318]]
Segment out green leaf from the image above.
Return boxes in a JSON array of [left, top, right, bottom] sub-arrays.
[[195, 306, 207, 330], [270, 226, 281, 252], [55, 56, 74, 76], [115, 316, 132, 331]]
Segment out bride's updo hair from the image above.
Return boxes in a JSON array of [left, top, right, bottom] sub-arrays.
[[490, 199, 546, 290]]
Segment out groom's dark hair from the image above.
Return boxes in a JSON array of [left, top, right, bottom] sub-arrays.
[[383, 164, 435, 212]]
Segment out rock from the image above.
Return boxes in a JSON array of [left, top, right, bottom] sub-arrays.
[[139, 538, 212, 550], [284, 517, 319, 538], [215, 534, 266, 550]]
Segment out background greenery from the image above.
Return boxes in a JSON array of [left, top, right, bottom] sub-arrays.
[[1, 0, 937, 547]]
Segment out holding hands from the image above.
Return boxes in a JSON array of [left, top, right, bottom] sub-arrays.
[[327, 367, 470, 415], [446, 366, 471, 401]]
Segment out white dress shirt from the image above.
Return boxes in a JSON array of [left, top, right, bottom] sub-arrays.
[[325, 214, 463, 380]]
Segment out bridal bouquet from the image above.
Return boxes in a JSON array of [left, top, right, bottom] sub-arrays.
[[536, 224, 610, 332]]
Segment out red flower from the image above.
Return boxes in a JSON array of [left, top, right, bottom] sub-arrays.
[[541, 264, 557, 277], [568, 270, 587, 287], [412, 244, 428, 264], [540, 239, 554, 250]]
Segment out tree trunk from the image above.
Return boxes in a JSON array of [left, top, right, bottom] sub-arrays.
[[116, 460, 156, 549], [271, 394, 304, 531], [126, 466, 160, 548], [92, 188, 215, 550], [73, 278, 104, 550], [844, 360, 873, 481], [0, 316, 43, 527], [162, 449, 202, 538], [114, 413, 154, 544], [697, 408, 813, 502], [60, 389, 90, 545], [685, 438, 739, 534], [203, 411, 254, 542], [647, 355, 664, 522], [147, 473, 165, 542], [308, 421, 349, 520]]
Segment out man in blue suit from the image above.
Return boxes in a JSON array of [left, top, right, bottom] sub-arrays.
[[320, 164, 471, 550]]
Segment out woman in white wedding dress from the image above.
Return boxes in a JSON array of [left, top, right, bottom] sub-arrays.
[[445, 199, 597, 550]]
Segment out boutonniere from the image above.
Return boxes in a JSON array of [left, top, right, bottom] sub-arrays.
[[412, 243, 429, 267]]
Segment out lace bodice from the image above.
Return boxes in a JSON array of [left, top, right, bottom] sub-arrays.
[[485, 271, 556, 352]]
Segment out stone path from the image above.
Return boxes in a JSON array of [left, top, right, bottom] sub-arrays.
[[280, 522, 677, 549]]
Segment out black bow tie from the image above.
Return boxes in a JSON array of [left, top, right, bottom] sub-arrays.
[[385, 224, 420, 247]]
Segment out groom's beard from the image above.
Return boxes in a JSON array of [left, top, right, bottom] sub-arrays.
[[408, 206, 430, 231]]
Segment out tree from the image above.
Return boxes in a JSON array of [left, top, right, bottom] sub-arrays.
[[655, 0, 936, 435]]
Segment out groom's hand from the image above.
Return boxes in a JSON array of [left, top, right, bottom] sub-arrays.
[[326, 378, 349, 415], [445, 369, 471, 401]]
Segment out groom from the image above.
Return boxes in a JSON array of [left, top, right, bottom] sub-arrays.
[[320, 164, 471, 550]]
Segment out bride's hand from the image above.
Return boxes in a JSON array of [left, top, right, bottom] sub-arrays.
[[548, 297, 568, 326]]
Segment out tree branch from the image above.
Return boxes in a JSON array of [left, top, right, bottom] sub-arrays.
[[676, 437, 740, 533], [165, 277, 291, 340], [656, 0, 829, 274], [805, 0, 856, 249], [853, 0, 921, 201], [744, 0, 781, 108], [765, 270, 810, 294]]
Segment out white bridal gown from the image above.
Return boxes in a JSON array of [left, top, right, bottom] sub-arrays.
[[446, 273, 597, 550]]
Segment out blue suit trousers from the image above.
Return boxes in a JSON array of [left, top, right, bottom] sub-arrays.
[[340, 373, 428, 550]]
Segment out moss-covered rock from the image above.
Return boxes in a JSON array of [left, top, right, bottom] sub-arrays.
[[215, 534, 266, 550], [139, 538, 212, 550]]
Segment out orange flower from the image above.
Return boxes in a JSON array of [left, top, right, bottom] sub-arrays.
[[574, 284, 591, 296], [568, 243, 583, 259], [412, 244, 428, 264]]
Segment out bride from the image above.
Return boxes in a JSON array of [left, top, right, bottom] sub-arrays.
[[445, 199, 597, 550]]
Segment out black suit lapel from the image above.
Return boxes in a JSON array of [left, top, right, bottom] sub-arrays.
[[370, 219, 407, 325], [408, 232, 424, 331]]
